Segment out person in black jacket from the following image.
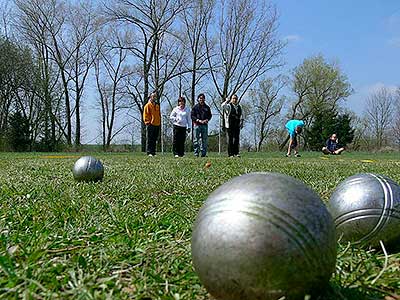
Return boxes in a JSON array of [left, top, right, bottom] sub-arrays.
[[222, 94, 244, 157], [191, 93, 212, 157], [322, 133, 345, 155]]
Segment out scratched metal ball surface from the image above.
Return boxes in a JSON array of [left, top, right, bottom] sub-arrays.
[[72, 156, 104, 182], [328, 173, 400, 247], [191, 172, 337, 300]]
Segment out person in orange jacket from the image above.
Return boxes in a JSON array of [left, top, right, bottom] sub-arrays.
[[143, 91, 161, 156]]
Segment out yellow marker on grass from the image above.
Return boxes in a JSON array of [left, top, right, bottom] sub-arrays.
[[360, 159, 375, 163]]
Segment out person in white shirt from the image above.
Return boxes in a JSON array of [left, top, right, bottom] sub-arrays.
[[170, 96, 192, 157]]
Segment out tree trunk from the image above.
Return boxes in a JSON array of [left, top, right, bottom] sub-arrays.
[[59, 65, 72, 145], [191, 67, 196, 107], [75, 99, 81, 149], [141, 122, 146, 152]]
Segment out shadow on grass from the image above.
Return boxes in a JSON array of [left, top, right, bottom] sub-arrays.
[[318, 282, 385, 300]]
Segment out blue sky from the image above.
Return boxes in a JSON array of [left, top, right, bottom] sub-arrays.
[[276, 0, 400, 113]]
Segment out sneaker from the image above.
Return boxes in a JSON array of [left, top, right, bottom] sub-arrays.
[[174, 155, 179, 158], [285, 154, 290, 157], [235, 154, 241, 158], [148, 154, 153, 157], [295, 153, 301, 157]]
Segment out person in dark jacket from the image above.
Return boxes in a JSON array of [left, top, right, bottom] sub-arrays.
[[322, 133, 345, 155], [191, 93, 212, 157], [222, 94, 244, 157]]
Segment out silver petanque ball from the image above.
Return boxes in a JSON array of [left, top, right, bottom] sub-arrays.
[[72, 156, 104, 182], [328, 173, 400, 248], [191, 172, 337, 300]]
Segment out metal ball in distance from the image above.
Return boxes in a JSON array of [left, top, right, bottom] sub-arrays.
[[72, 156, 104, 182], [328, 173, 400, 248], [191, 172, 337, 300]]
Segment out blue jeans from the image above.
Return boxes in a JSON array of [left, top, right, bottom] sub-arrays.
[[193, 124, 208, 157]]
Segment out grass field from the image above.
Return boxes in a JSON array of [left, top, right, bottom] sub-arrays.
[[1, 151, 400, 299]]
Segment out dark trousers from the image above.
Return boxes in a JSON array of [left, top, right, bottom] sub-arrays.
[[146, 124, 160, 155], [173, 125, 187, 156], [227, 126, 240, 156], [290, 134, 298, 149]]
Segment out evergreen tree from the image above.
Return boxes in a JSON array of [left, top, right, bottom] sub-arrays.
[[307, 110, 354, 150], [7, 111, 31, 152], [334, 113, 354, 147]]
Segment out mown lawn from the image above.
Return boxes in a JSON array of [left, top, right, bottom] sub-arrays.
[[1, 151, 400, 299]]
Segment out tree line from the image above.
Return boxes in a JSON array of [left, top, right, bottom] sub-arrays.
[[0, 0, 399, 152]]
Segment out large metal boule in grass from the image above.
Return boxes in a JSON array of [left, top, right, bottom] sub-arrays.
[[191, 172, 337, 300], [72, 156, 104, 182], [328, 173, 400, 248]]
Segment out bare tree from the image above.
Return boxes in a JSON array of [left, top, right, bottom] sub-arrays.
[[40, 0, 74, 145], [0, 38, 14, 135], [351, 115, 373, 151], [249, 76, 286, 151], [391, 87, 400, 148], [365, 87, 395, 149], [65, 0, 102, 147], [0, 1, 13, 38], [180, 0, 214, 106], [39, 0, 101, 147], [95, 28, 132, 150], [105, 0, 187, 151], [206, 0, 284, 104], [15, 0, 65, 150], [15, 0, 102, 148]]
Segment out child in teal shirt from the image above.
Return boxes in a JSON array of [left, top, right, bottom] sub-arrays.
[[285, 120, 304, 157]]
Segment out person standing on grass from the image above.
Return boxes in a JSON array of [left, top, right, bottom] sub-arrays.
[[285, 119, 304, 157], [322, 133, 345, 155], [222, 94, 244, 157], [143, 91, 161, 156], [170, 96, 192, 157], [191, 93, 212, 157]]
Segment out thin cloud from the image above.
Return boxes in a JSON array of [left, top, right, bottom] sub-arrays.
[[366, 82, 398, 94], [284, 34, 302, 43], [386, 12, 400, 27], [388, 37, 400, 48]]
